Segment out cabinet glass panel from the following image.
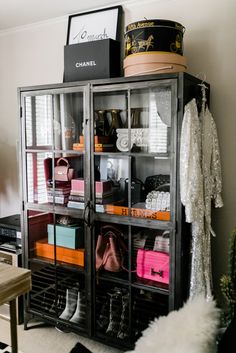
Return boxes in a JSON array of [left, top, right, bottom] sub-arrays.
[[25, 152, 84, 206], [25, 95, 53, 149], [129, 86, 171, 155], [93, 155, 129, 214], [94, 221, 129, 281], [27, 211, 85, 268], [27, 211, 53, 262], [27, 211, 86, 326], [24, 91, 84, 150], [95, 280, 130, 344], [93, 90, 128, 153], [93, 154, 171, 220], [93, 84, 171, 154], [26, 152, 53, 204], [29, 261, 86, 328], [29, 261, 57, 316], [130, 156, 171, 221], [51, 155, 84, 209], [132, 288, 168, 342]]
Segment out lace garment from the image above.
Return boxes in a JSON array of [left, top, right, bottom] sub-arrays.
[[180, 98, 223, 299]]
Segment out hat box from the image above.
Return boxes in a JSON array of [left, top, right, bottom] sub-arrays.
[[124, 19, 186, 77]]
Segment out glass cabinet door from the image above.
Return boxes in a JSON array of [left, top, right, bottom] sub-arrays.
[[22, 88, 88, 208], [21, 86, 89, 332], [91, 80, 177, 222]]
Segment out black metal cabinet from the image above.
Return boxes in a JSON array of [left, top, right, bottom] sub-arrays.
[[19, 72, 202, 349]]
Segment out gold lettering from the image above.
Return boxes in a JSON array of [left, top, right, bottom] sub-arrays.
[[121, 208, 128, 216], [127, 21, 155, 32]]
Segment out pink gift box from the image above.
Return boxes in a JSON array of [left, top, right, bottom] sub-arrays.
[[71, 179, 112, 195]]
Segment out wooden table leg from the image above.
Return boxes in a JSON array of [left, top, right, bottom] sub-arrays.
[[9, 299, 18, 353]]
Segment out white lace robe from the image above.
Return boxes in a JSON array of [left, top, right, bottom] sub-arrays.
[[180, 98, 223, 299]]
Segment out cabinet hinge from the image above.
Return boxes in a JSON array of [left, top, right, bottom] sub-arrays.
[[22, 201, 25, 211], [20, 106, 23, 118]]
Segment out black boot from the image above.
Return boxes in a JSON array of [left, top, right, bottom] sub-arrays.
[[96, 294, 110, 332], [117, 291, 129, 339], [106, 288, 122, 337]]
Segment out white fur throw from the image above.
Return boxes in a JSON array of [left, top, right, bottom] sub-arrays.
[[129, 295, 220, 353]]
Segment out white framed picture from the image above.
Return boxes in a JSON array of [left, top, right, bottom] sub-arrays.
[[66, 6, 122, 45]]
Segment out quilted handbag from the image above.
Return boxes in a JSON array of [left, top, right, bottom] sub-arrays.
[[136, 249, 169, 284], [54, 158, 74, 182], [144, 174, 170, 194]]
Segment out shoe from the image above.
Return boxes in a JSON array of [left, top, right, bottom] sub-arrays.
[[70, 290, 86, 325], [96, 294, 110, 331], [59, 286, 78, 321], [117, 291, 129, 339], [106, 288, 122, 336]]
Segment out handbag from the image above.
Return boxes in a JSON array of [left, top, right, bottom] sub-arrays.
[[96, 225, 127, 272], [144, 174, 170, 194], [136, 248, 169, 284], [54, 158, 74, 182], [153, 230, 170, 253]]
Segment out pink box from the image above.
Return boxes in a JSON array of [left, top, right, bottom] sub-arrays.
[[95, 180, 112, 194], [71, 179, 84, 193], [71, 179, 112, 195]]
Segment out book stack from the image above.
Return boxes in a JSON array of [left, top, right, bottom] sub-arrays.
[[47, 182, 71, 205], [67, 179, 113, 212]]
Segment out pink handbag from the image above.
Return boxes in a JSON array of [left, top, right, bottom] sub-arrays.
[[136, 249, 169, 284], [96, 225, 127, 272], [54, 158, 74, 182]]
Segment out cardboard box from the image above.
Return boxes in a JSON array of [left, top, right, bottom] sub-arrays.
[[64, 39, 121, 82], [35, 238, 84, 267], [47, 224, 84, 249]]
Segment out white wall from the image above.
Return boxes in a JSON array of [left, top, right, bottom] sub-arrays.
[[0, 0, 235, 300]]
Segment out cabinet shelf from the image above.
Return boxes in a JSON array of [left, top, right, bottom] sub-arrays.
[[26, 203, 84, 218], [93, 151, 170, 159], [131, 281, 169, 295], [94, 212, 173, 229], [28, 257, 85, 273], [97, 272, 129, 286]]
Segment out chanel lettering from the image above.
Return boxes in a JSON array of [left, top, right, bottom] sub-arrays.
[[75, 61, 97, 68]]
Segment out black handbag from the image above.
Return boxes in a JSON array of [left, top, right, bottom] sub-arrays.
[[144, 174, 170, 194]]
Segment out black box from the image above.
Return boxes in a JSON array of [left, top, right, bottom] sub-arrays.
[[64, 39, 121, 82]]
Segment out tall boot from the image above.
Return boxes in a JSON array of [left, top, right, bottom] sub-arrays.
[[69, 290, 86, 325], [96, 294, 110, 332], [59, 287, 78, 321], [106, 288, 122, 336], [117, 291, 129, 339], [49, 294, 64, 314]]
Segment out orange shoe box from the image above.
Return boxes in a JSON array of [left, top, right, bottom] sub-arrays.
[[35, 238, 84, 267]]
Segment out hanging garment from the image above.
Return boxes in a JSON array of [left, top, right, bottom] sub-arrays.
[[180, 98, 223, 299]]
